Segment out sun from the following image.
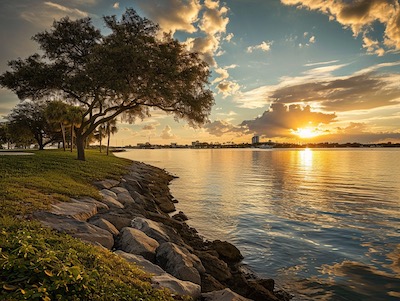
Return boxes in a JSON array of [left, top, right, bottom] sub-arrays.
[[293, 127, 319, 139]]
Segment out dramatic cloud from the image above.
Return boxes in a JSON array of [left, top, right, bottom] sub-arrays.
[[204, 120, 247, 137], [132, 0, 201, 34], [160, 125, 176, 139], [241, 103, 337, 138], [247, 41, 273, 53], [217, 81, 241, 98], [235, 62, 400, 111], [212, 64, 238, 84], [281, 0, 400, 55]]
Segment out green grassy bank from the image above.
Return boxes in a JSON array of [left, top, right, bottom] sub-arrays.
[[0, 150, 182, 301]]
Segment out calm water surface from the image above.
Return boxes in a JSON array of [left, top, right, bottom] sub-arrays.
[[117, 148, 400, 300]]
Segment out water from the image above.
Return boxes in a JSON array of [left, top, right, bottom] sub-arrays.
[[116, 148, 400, 300]]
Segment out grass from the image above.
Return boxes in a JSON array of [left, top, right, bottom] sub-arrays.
[[0, 149, 131, 217], [0, 149, 187, 300]]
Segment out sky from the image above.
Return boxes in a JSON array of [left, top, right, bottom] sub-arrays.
[[1, 0, 400, 146]]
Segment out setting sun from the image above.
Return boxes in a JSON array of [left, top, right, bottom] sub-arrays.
[[293, 127, 319, 139]]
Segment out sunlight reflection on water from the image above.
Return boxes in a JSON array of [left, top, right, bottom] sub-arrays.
[[116, 148, 400, 301]]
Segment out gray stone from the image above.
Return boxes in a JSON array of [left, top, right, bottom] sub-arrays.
[[117, 193, 135, 205], [94, 179, 120, 189], [101, 194, 124, 209], [50, 199, 97, 221], [100, 189, 118, 199], [114, 251, 165, 276], [211, 240, 243, 263], [111, 187, 130, 194], [197, 251, 232, 282], [97, 213, 132, 230], [77, 197, 109, 211], [89, 218, 119, 236], [33, 212, 114, 249], [201, 288, 252, 301], [152, 274, 201, 299], [131, 217, 171, 244], [119, 227, 159, 261], [156, 242, 205, 285]]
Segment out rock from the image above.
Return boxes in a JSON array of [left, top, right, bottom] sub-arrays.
[[100, 194, 124, 209], [201, 288, 252, 301], [154, 196, 176, 213], [117, 193, 135, 205], [246, 280, 279, 301], [77, 197, 109, 212], [172, 211, 189, 222], [94, 179, 120, 189], [200, 274, 225, 293], [252, 278, 275, 292], [196, 251, 232, 282], [118, 227, 159, 261], [33, 212, 114, 249], [131, 217, 171, 244], [115, 251, 165, 276], [156, 242, 205, 285], [110, 186, 130, 194], [50, 199, 97, 221], [211, 240, 243, 263], [152, 274, 201, 299], [89, 218, 119, 236], [94, 213, 133, 230], [100, 189, 118, 199]]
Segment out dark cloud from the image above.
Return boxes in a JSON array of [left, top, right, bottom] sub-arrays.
[[204, 120, 247, 137], [241, 103, 337, 137], [142, 123, 158, 131]]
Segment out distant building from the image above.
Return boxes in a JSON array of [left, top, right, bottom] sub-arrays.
[[252, 135, 260, 144]]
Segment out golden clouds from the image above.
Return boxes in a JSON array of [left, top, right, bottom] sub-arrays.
[[281, 0, 400, 55]]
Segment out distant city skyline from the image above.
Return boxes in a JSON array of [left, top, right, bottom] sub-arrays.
[[1, 0, 400, 145]]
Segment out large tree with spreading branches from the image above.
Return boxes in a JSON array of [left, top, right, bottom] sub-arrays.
[[0, 9, 214, 160]]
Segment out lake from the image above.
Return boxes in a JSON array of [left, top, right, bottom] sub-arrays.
[[116, 148, 400, 301]]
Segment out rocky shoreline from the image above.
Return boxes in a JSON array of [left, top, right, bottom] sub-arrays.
[[32, 161, 291, 301]]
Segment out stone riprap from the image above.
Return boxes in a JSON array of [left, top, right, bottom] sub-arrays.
[[32, 161, 291, 301]]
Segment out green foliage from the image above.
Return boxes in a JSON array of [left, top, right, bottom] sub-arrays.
[[0, 149, 130, 217], [0, 218, 178, 301]]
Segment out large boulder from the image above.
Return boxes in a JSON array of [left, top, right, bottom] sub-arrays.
[[152, 274, 201, 299], [110, 186, 130, 194], [100, 194, 124, 209], [89, 218, 119, 236], [211, 240, 243, 263], [93, 179, 120, 190], [100, 189, 118, 199], [118, 227, 159, 261], [93, 213, 133, 230], [116, 193, 135, 205], [77, 197, 109, 212], [114, 251, 165, 276], [201, 288, 252, 301], [50, 199, 97, 221], [131, 217, 183, 244], [196, 251, 232, 282], [33, 212, 114, 249], [156, 242, 205, 285]]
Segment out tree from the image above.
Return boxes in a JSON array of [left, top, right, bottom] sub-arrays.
[[0, 9, 214, 161], [7, 101, 58, 150], [66, 106, 84, 152], [105, 119, 118, 155], [45, 101, 69, 151]]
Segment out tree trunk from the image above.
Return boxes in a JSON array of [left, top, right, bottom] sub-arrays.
[[106, 128, 110, 156], [70, 125, 74, 152], [60, 123, 66, 151], [99, 128, 102, 152], [76, 134, 86, 161]]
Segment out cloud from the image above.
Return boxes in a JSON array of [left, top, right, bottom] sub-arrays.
[[281, 0, 400, 55], [160, 125, 177, 139], [241, 103, 337, 138], [217, 81, 241, 98], [113, 2, 119, 9], [309, 35, 316, 43], [247, 41, 273, 53], [235, 62, 400, 111], [224, 33, 234, 42], [20, 1, 89, 27], [204, 120, 247, 137], [132, 0, 201, 34], [212, 64, 238, 84], [142, 123, 159, 131]]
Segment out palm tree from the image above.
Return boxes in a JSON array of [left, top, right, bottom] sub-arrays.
[[105, 119, 118, 155], [66, 106, 83, 152], [45, 101, 69, 151], [96, 123, 106, 152]]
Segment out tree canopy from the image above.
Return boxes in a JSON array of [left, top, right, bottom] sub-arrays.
[[0, 8, 214, 160]]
